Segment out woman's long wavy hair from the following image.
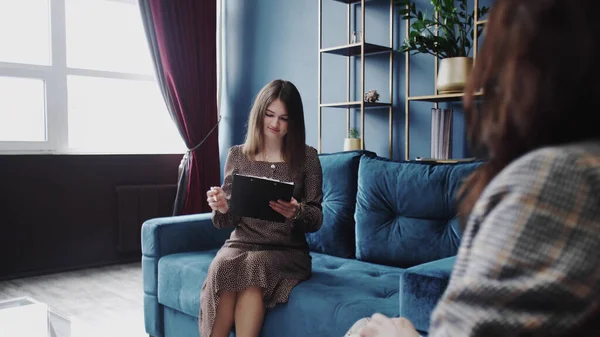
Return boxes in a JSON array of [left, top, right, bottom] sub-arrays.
[[459, 0, 600, 221], [242, 80, 306, 173]]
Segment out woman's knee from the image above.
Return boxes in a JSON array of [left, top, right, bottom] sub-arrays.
[[240, 286, 263, 296], [220, 291, 237, 301]]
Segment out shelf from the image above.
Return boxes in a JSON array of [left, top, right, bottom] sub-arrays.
[[476, 19, 488, 25], [320, 43, 392, 57], [413, 157, 477, 164], [407, 93, 465, 102], [407, 92, 483, 103], [330, 0, 372, 3], [320, 101, 392, 109]]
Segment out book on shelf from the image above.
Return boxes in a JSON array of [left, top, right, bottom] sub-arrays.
[[414, 157, 477, 163], [430, 108, 453, 160], [229, 173, 295, 223]]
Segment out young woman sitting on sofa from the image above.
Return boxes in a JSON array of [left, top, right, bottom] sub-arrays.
[[203, 79, 323, 337], [348, 0, 600, 336]]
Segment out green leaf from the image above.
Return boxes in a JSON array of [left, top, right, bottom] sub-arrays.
[[413, 20, 426, 30], [397, 0, 483, 59], [395, 0, 411, 7], [479, 6, 490, 16]]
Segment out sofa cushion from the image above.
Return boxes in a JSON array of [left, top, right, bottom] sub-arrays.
[[306, 150, 375, 258], [355, 156, 482, 268], [399, 256, 456, 334], [157, 250, 218, 317], [158, 250, 403, 337], [263, 253, 404, 337]]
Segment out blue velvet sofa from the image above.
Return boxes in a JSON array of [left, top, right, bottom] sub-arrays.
[[142, 150, 481, 337]]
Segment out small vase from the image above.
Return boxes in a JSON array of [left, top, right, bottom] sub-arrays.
[[436, 57, 473, 94], [344, 138, 361, 151]]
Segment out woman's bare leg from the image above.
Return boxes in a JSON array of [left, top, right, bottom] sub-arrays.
[[234, 286, 265, 337], [210, 291, 237, 337]]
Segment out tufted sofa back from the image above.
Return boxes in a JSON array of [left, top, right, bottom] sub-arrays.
[[354, 155, 483, 268], [306, 150, 376, 258], [308, 151, 483, 268]]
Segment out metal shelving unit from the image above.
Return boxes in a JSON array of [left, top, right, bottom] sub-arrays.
[[318, 0, 394, 158]]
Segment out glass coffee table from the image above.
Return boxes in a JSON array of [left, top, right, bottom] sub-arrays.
[[0, 297, 72, 337]]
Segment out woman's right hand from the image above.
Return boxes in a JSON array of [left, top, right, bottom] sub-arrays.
[[358, 314, 420, 337], [207, 186, 229, 214]]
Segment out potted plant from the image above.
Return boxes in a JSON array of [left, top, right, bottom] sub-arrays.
[[395, 0, 489, 93], [344, 127, 362, 151]]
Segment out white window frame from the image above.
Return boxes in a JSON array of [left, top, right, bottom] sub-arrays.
[[0, 0, 179, 155]]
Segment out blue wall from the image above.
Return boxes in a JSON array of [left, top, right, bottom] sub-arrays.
[[219, 0, 493, 172]]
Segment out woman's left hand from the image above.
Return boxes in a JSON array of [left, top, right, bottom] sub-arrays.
[[359, 314, 420, 337], [269, 197, 300, 219]]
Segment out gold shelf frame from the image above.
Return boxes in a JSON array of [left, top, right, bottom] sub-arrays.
[[318, 0, 395, 159]]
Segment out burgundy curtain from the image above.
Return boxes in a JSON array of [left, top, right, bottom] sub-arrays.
[[139, 0, 220, 215]]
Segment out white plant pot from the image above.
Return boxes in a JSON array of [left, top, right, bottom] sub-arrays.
[[344, 138, 362, 151], [436, 57, 473, 94]]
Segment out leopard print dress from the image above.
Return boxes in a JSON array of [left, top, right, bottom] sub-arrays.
[[199, 144, 323, 337]]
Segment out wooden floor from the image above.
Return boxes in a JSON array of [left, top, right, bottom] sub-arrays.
[[0, 262, 146, 337]]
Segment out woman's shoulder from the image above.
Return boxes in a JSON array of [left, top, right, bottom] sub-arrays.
[[468, 140, 600, 233], [485, 140, 600, 198], [227, 144, 244, 156], [302, 145, 321, 168], [303, 144, 319, 158], [502, 140, 600, 179], [225, 144, 248, 163]]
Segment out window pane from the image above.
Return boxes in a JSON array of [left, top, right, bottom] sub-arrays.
[[0, 0, 51, 65], [0, 77, 46, 142], [65, 0, 154, 74], [67, 76, 185, 153]]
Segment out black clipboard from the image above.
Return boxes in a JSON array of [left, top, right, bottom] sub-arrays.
[[230, 173, 295, 223]]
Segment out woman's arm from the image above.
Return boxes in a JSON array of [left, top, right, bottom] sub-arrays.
[[429, 147, 600, 337], [211, 146, 241, 229], [293, 146, 323, 233]]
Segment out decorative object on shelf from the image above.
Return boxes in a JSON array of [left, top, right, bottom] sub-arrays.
[[436, 57, 473, 93], [430, 108, 453, 159], [364, 89, 380, 103], [414, 157, 475, 163], [351, 31, 362, 44], [395, 0, 489, 93], [344, 127, 362, 151]]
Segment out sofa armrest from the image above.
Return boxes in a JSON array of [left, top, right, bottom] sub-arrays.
[[141, 212, 233, 258], [141, 212, 233, 337], [399, 256, 456, 335]]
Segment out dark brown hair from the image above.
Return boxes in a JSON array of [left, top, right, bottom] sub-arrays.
[[242, 79, 307, 172], [459, 0, 600, 220]]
